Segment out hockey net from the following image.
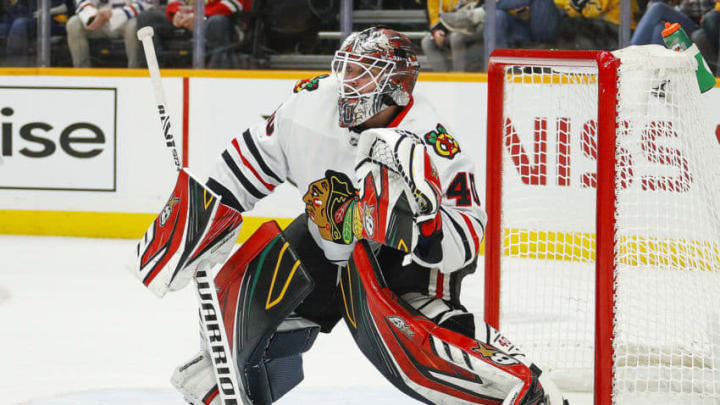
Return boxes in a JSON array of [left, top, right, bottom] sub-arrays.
[[484, 47, 720, 405]]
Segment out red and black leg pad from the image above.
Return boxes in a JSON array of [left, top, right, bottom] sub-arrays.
[[137, 169, 243, 297], [214, 221, 317, 405], [340, 240, 539, 404]]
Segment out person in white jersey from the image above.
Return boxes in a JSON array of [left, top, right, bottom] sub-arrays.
[[137, 26, 568, 405]]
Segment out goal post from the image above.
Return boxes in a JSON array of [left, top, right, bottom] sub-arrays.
[[484, 47, 720, 405]]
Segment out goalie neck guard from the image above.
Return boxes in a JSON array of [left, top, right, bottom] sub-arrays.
[[331, 27, 420, 128]]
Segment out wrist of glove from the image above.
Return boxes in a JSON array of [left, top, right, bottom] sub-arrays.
[[413, 211, 443, 267]]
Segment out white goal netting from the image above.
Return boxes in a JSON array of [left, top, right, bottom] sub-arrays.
[[493, 46, 720, 404]]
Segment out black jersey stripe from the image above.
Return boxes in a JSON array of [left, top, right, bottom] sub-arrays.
[[440, 207, 472, 263], [242, 129, 282, 184], [206, 177, 246, 213], [222, 150, 266, 199]]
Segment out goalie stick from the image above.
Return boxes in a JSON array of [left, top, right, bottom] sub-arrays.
[[137, 26, 245, 405], [137, 27, 181, 172]]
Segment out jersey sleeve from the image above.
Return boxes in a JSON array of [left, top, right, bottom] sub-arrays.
[[437, 160, 487, 273], [204, 0, 247, 16], [107, 0, 154, 31], [165, 0, 185, 20], [427, 126, 487, 273], [75, 0, 98, 26], [206, 107, 288, 213]]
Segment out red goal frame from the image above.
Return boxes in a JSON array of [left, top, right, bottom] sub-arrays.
[[483, 49, 621, 405]]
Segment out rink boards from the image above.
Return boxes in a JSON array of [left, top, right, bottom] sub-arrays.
[[0, 68, 717, 241]]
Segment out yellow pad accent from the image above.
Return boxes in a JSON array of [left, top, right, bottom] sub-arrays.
[[266, 242, 301, 310], [397, 239, 408, 253], [340, 264, 357, 329], [203, 190, 215, 210]]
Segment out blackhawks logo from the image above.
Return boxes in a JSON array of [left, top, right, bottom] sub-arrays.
[[293, 74, 329, 93], [424, 123, 460, 159], [303, 170, 360, 245]]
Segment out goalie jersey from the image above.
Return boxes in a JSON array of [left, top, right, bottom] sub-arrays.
[[207, 74, 486, 273]]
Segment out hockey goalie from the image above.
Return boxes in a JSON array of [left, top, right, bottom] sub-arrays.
[[133, 27, 568, 405]]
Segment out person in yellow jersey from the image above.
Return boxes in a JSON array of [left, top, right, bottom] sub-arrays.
[[554, 0, 639, 48], [557, 0, 638, 25], [421, 0, 485, 71]]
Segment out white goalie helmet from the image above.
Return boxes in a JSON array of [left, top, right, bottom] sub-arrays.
[[331, 27, 420, 128]]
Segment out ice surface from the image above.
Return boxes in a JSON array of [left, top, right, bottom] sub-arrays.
[[0, 235, 592, 405]]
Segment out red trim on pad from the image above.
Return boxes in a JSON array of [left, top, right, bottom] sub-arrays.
[[183, 77, 189, 168]]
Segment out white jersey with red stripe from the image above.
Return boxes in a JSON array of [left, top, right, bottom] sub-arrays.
[[75, 0, 155, 30], [207, 73, 486, 273]]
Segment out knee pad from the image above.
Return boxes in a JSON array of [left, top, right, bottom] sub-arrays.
[[172, 316, 321, 405], [214, 221, 316, 404], [244, 317, 320, 404]]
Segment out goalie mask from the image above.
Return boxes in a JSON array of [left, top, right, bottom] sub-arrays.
[[331, 27, 420, 128]]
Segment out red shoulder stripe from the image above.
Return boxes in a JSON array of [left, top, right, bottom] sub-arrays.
[[232, 138, 276, 192], [387, 97, 414, 128]]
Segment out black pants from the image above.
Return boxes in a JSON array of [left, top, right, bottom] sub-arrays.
[[284, 214, 476, 335]]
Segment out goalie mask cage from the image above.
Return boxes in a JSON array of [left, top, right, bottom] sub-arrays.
[[484, 47, 720, 405]]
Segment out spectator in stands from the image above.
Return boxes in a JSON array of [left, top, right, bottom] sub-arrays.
[[494, 0, 564, 48], [0, 0, 15, 30], [1, 0, 35, 65], [554, 0, 639, 49], [692, 0, 720, 74], [0, 1, 18, 62], [3, 0, 71, 66], [254, 0, 324, 55], [421, 0, 485, 72], [66, 0, 153, 67], [135, 0, 250, 69], [631, 0, 714, 45]]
